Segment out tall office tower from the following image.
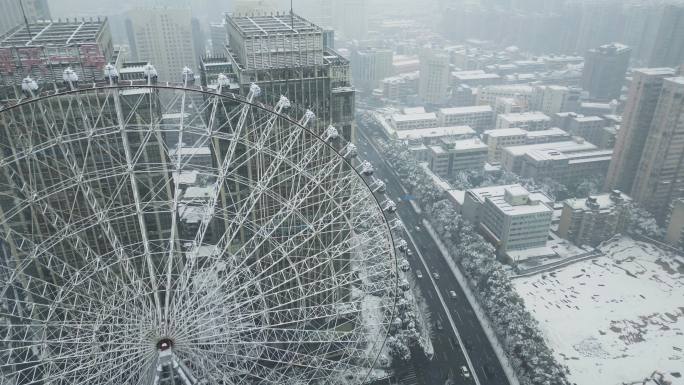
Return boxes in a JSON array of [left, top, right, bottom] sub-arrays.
[[419, 48, 450, 105], [209, 20, 227, 55], [225, 12, 355, 140], [605, 68, 676, 196], [574, 1, 624, 53], [0, 0, 50, 35], [648, 4, 684, 68], [351, 48, 393, 93], [191, 17, 205, 62], [622, 3, 662, 66], [126, 7, 196, 81], [0, 18, 112, 100], [332, 0, 368, 40], [627, 76, 684, 222], [581, 43, 631, 101]]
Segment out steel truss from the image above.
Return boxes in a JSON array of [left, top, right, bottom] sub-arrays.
[[0, 79, 400, 385]]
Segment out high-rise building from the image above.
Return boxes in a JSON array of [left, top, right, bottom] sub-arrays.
[[531, 85, 581, 115], [0, 0, 50, 36], [224, 12, 354, 139], [605, 68, 676, 195], [351, 48, 393, 93], [0, 18, 113, 97], [581, 43, 631, 100], [126, 7, 196, 81], [628, 76, 684, 222], [209, 20, 227, 55], [648, 4, 684, 68], [419, 48, 450, 105]]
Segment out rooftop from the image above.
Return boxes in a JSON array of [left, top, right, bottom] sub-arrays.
[[0, 19, 107, 47], [498, 111, 551, 123], [504, 140, 597, 157], [487, 193, 552, 216], [525, 127, 569, 138], [439, 105, 493, 115], [395, 125, 476, 140], [633, 67, 677, 76], [391, 112, 438, 123], [565, 191, 631, 212], [227, 13, 320, 36], [483, 128, 528, 138], [466, 184, 553, 205]]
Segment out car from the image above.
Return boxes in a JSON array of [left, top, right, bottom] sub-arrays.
[[432, 272, 440, 280], [435, 319, 443, 330], [416, 270, 423, 278], [460, 366, 471, 378], [449, 290, 457, 299], [415, 225, 421, 231]]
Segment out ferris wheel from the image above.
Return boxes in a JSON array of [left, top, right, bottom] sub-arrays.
[[0, 67, 401, 384]]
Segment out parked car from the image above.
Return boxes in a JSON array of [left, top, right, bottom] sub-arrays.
[[449, 290, 457, 299], [460, 366, 471, 378], [416, 270, 423, 278], [432, 272, 440, 280]]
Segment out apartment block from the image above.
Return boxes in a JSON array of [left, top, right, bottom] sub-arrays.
[[428, 137, 488, 177], [496, 111, 552, 131], [558, 190, 631, 247]]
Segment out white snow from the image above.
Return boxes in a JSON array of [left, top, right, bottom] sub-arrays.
[[514, 236, 684, 385]]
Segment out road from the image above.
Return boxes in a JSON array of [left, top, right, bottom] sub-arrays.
[[357, 126, 510, 385]]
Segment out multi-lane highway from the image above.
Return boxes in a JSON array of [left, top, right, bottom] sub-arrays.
[[357, 126, 510, 385]]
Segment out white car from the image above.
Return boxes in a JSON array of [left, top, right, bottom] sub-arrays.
[[432, 272, 440, 280], [449, 290, 457, 299], [416, 270, 423, 278], [460, 366, 471, 378]]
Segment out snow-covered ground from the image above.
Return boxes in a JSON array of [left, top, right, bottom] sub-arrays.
[[514, 236, 683, 385]]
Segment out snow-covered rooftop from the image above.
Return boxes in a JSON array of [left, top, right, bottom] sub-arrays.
[[391, 112, 437, 122], [394, 125, 475, 140], [504, 140, 597, 157], [498, 111, 551, 123], [438, 105, 493, 115], [483, 128, 528, 138]]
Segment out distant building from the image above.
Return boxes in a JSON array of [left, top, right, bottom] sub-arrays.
[[419, 49, 450, 104], [519, 147, 613, 186], [493, 96, 526, 114], [605, 68, 676, 209], [496, 111, 551, 131], [558, 191, 631, 247], [477, 84, 534, 107], [665, 198, 684, 247], [501, 139, 604, 176], [461, 184, 553, 252], [581, 43, 631, 100], [428, 137, 488, 177], [437, 105, 494, 132], [332, 0, 367, 40], [351, 48, 393, 92], [531, 85, 581, 115], [381, 71, 419, 101], [389, 110, 438, 130], [0, 0, 50, 36], [648, 4, 684, 68], [578, 100, 618, 116], [209, 20, 226, 55], [482, 127, 570, 163], [127, 7, 197, 81], [451, 69, 501, 87]]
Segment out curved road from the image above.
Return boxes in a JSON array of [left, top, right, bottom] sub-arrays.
[[357, 126, 510, 385]]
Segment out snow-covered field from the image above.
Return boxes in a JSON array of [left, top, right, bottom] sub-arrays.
[[514, 236, 683, 385]]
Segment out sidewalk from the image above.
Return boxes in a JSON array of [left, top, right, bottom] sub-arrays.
[[423, 220, 521, 385]]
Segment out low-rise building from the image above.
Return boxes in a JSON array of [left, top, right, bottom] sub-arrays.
[[437, 105, 494, 132], [531, 85, 581, 115], [381, 71, 420, 101], [500, 139, 598, 174], [451, 69, 502, 87], [496, 111, 552, 131], [519, 148, 613, 186], [389, 111, 438, 130], [482, 127, 572, 164], [477, 84, 535, 107], [461, 184, 553, 251], [428, 137, 488, 177], [558, 190, 631, 247]]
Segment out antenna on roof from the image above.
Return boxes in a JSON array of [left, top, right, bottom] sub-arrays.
[[290, 0, 294, 31], [18, 0, 33, 42]]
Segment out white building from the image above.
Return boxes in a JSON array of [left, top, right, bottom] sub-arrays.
[[496, 111, 552, 131], [127, 7, 197, 81], [482, 127, 571, 163], [451, 69, 502, 87], [437, 105, 494, 132], [532, 85, 581, 115], [558, 190, 631, 247], [428, 138, 488, 177], [389, 111, 438, 130], [477, 84, 535, 107], [461, 184, 553, 251], [500, 139, 598, 174]]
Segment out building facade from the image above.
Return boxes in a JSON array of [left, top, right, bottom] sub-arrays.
[[605, 68, 676, 199], [419, 49, 450, 105], [629, 76, 684, 222], [581, 43, 631, 100], [126, 7, 197, 82], [496, 111, 551, 131], [437, 105, 494, 132], [351, 48, 393, 93], [558, 191, 631, 247], [428, 138, 488, 177]]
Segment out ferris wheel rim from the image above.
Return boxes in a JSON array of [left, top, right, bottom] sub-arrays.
[[0, 83, 401, 385]]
